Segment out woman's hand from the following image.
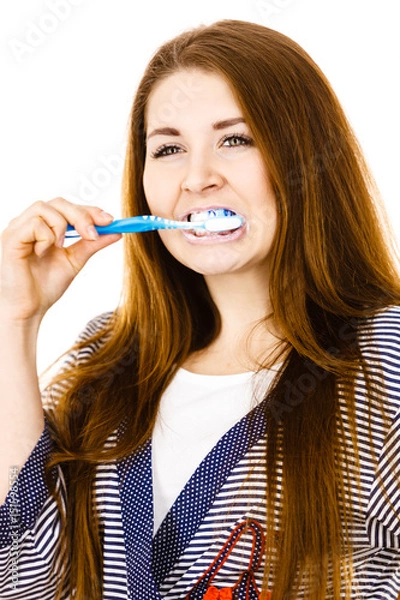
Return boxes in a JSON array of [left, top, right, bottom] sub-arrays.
[[0, 197, 122, 324]]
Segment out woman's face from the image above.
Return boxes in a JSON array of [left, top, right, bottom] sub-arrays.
[[143, 68, 278, 279]]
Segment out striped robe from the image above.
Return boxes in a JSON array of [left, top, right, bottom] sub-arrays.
[[1, 306, 400, 599]]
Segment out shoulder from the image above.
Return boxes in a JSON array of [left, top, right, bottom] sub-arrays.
[[63, 311, 115, 367], [358, 305, 400, 354], [75, 311, 115, 343], [361, 304, 400, 330], [357, 305, 400, 415]]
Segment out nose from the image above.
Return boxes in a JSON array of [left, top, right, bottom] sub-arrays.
[[181, 151, 224, 194]]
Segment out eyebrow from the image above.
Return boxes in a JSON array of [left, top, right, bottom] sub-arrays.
[[146, 117, 246, 140], [213, 117, 246, 130]]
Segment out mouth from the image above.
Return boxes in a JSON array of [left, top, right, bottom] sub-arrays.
[[182, 207, 243, 237]]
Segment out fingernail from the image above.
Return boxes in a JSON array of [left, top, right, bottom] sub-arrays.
[[100, 211, 113, 221], [87, 225, 99, 240], [57, 234, 65, 248]]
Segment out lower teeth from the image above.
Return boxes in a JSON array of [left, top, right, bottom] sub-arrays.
[[191, 229, 231, 237]]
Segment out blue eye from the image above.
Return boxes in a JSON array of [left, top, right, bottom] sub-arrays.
[[151, 144, 183, 159]]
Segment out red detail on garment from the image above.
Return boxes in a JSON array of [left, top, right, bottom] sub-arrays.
[[186, 519, 272, 599], [203, 586, 272, 599], [203, 586, 233, 599]]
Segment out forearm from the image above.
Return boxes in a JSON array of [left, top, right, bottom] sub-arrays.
[[0, 317, 44, 504], [0, 198, 120, 504]]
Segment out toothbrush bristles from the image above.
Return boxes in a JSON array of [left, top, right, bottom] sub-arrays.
[[203, 215, 244, 232]]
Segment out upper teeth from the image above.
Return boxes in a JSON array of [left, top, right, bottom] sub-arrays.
[[187, 208, 235, 222]]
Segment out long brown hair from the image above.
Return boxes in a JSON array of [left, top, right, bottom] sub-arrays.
[[45, 20, 400, 599]]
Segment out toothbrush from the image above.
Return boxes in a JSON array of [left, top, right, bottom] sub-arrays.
[[65, 214, 244, 237]]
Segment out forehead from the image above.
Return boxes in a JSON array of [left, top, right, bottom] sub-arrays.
[[145, 69, 242, 130]]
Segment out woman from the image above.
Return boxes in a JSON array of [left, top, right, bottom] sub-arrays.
[[0, 19, 399, 600]]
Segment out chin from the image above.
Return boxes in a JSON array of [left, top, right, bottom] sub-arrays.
[[182, 257, 246, 277]]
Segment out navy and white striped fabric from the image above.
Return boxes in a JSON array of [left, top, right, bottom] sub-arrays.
[[1, 306, 400, 599]]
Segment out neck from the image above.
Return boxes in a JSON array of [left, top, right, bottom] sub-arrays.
[[184, 269, 284, 375], [205, 269, 272, 339]]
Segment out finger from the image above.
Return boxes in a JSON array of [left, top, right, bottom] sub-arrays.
[[30, 215, 58, 258], [4, 201, 69, 255], [3, 213, 60, 260], [2, 198, 117, 261], [47, 198, 115, 241], [63, 233, 122, 274]]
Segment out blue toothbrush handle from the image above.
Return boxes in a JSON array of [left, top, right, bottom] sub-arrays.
[[65, 214, 242, 237], [66, 216, 173, 237]]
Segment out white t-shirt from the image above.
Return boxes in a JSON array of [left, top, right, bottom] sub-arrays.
[[152, 367, 277, 532]]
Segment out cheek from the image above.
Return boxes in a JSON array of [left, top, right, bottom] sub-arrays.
[[143, 164, 178, 217], [243, 171, 278, 242], [142, 164, 154, 199], [234, 155, 274, 199], [143, 165, 162, 214], [155, 231, 186, 266]]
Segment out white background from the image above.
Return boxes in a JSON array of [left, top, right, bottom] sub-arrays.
[[0, 0, 399, 374]]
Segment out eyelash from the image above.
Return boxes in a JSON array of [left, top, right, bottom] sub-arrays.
[[150, 133, 254, 159], [151, 144, 182, 159], [221, 133, 254, 148]]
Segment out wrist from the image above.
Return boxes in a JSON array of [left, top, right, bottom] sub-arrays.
[[0, 314, 41, 357]]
